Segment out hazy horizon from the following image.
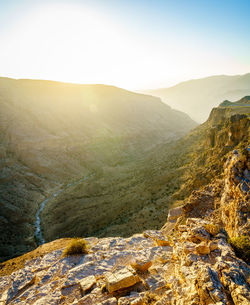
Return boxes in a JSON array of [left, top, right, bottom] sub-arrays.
[[1, 72, 250, 92], [0, 0, 249, 90]]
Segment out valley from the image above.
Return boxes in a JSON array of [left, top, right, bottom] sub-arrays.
[[0, 97, 249, 305], [0, 1, 249, 304], [41, 97, 249, 243], [0, 77, 248, 266], [0, 77, 196, 261]]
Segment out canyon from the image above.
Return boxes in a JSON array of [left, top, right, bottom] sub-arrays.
[[0, 79, 249, 304]]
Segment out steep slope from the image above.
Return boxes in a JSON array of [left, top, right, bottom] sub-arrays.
[[144, 73, 250, 122], [0, 141, 249, 305], [0, 77, 196, 262], [42, 98, 249, 244], [0, 77, 196, 180]]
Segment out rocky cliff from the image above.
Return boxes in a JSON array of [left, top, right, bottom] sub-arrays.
[[0, 146, 249, 305]]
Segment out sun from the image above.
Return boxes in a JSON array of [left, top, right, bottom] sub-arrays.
[[1, 3, 131, 86]]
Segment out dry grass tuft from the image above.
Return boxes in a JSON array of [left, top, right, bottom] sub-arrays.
[[63, 238, 88, 256]]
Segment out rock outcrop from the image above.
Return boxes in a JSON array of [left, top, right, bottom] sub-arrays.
[[220, 148, 250, 238], [0, 148, 249, 304], [0, 233, 173, 304]]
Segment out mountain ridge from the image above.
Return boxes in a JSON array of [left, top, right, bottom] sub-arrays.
[[143, 73, 250, 122]]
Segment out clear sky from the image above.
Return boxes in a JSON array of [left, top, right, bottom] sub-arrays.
[[0, 0, 249, 89]]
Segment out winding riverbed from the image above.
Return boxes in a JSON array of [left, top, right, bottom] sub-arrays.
[[35, 174, 92, 245]]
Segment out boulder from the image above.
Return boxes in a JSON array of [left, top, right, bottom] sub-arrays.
[[79, 275, 96, 293], [131, 258, 152, 272], [105, 268, 140, 293], [167, 206, 183, 222]]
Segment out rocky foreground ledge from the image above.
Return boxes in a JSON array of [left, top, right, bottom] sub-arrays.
[[0, 219, 249, 305]]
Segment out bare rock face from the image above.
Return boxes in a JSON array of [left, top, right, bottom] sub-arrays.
[[164, 218, 249, 305], [0, 233, 173, 304], [158, 148, 250, 304], [221, 148, 250, 238], [1, 215, 249, 304]]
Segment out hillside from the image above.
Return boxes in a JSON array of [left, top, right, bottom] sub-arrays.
[[0, 77, 196, 180], [0, 77, 196, 262], [41, 98, 249, 245], [0, 101, 249, 304], [144, 73, 250, 122]]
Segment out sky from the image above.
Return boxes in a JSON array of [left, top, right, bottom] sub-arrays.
[[0, 0, 249, 90]]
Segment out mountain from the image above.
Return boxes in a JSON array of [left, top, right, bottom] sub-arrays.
[[0, 98, 249, 305], [144, 73, 250, 122], [0, 77, 196, 180], [0, 77, 196, 261]]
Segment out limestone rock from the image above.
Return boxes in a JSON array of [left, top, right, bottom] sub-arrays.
[[131, 257, 152, 272], [167, 206, 183, 222], [145, 274, 166, 292], [79, 275, 96, 293], [183, 241, 196, 254], [130, 296, 144, 305], [105, 268, 140, 293]]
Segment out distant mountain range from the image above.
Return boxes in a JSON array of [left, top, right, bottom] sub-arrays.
[[143, 73, 250, 122]]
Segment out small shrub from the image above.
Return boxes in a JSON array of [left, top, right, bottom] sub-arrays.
[[63, 238, 88, 256], [204, 224, 220, 236], [229, 235, 250, 263]]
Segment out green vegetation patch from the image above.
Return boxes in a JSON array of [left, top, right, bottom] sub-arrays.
[[229, 235, 250, 263]]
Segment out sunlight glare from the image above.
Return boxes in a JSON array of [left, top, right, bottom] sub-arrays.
[[1, 3, 132, 85]]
